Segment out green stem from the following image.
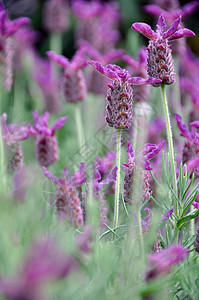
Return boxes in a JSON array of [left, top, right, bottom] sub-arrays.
[[74, 103, 85, 154], [160, 84, 178, 223], [113, 129, 121, 238], [137, 207, 144, 256], [50, 32, 62, 54]]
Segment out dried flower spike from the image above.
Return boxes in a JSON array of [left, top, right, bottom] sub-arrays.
[[132, 15, 195, 86], [88, 61, 161, 129]]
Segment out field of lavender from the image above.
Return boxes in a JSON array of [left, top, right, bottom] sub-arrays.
[[0, 0, 199, 299]]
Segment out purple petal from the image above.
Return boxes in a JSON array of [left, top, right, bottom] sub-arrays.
[[88, 60, 105, 75], [103, 49, 125, 64], [162, 17, 181, 40], [161, 206, 174, 221], [100, 166, 117, 186], [137, 47, 147, 65], [175, 114, 192, 141], [127, 141, 135, 160], [51, 117, 67, 134], [47, 51, 70, 68], [181, 1, 199, 19], [127, 77, 161, 85], [186, 156, 199, 174], [42, 166, 60, 185], [145, 140, 166, 160], [32, 110, 39, 125], [5, 17, 30, 36], [123, 55, 138, 69], [156, 15, 166, 35], [132, 22, 158, 40], [190, 121, 199, 128], [192, 201, 199, 209], [168, 28, 195, 40], [143, 5, 164, 18]]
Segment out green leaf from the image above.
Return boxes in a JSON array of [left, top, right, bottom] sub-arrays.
[[177, 210, 199, 230]]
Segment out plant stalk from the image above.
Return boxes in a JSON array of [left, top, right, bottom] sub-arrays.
[[113, 129, 121, 237], [160, 84, 178, 217], [74, 103, 85, 154]]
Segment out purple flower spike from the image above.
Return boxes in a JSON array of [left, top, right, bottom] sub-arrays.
[[132, 15, 195, 86], [42, 164, 85, 226], [89, 61, 160, 129], [43, 0, 69, 33], [31, 110, 67, 167], [47, 49, 87, 103], [0, 237, 78, 300], [147, 244, 188, 279], [144, 1, 199, 23], [175, 114, 199, 178], [161, 206, 174, 221], [1, 113, 31, 172]]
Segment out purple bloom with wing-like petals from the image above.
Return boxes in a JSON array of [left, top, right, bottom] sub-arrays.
[[31, 110, 67, 167], [43, 0, 69, 33], [88, 61, 160, 129], [0, 237, 78, 300], [146, 244, 188, 279], [123, 140, 165, 203], [72, 0, 121, 53], [144, 1, 198, 23], [42, 164, 86, 226], [132, 15, 195, 86], [123, 47, 151, 102], [1, 113, 31, 172], [175, 114, 199, 177], [0, 1, 30, 90], [47, 49, 87, 103]]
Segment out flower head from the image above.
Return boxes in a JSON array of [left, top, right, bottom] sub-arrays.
[[1, 113, 31, 172], [175, 114, 199, 177], [146, 244, 188, 279], [42, 164, 86, 225], [132, 15, 195, 86], [47, 49, 87, 103], [89, 61, 160, 129], [31, 110, 67, 167]]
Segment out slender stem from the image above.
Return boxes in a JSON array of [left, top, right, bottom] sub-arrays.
[[50, 32, 62, 54], [113, 129, 121, 237], [74, 103, 85, 153], [137, 207, 144, 256], [160, 84, 178, 205], [190, 205, 195, 237]]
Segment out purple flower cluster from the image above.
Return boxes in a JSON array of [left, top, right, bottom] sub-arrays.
[[123, 140, 165, 203], [132, 15, 195, 86], [31, 110, 67, 167], [175, 114, 199, 177], [42, 163, 86, 226], [1, 113, 30, 172], [88, 61, 160, 129], [47, 49, 87, 103]]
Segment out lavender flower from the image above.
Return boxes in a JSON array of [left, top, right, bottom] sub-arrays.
[[43, 0, 69, 33], [175, 114, 199, 177], [42, 164, 86, 226], [31, 110, 67, 167], [0, 237, 78, 300], [93, 166, 117, 227], [32, 57, 61, 113], [146, 244, 188, 279], [123, 47, 150, 102], [132, 15, 195, 86], [0, 2, 30, 90], [47, 49, 87, 103], [1, 113, 30, 172], [144, 1, 198, 23], [72, 0, 121, 53], [123, 140, 165, 203], [88, 61, 160, 129], [81, 40, 125, 95]]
